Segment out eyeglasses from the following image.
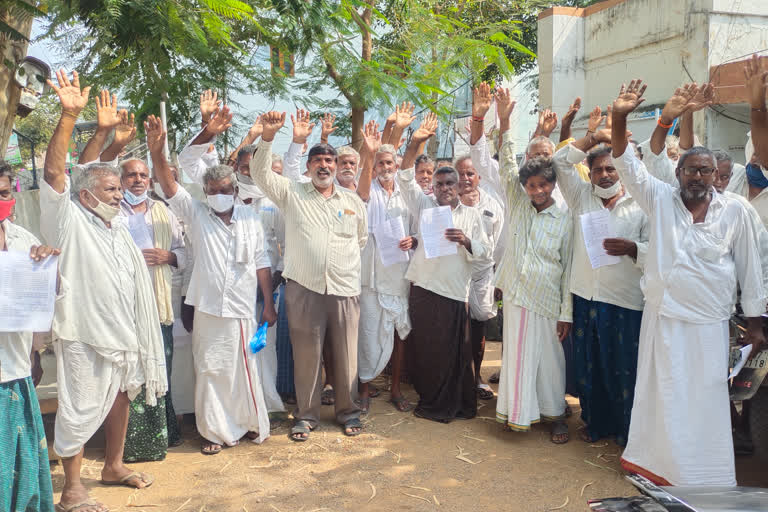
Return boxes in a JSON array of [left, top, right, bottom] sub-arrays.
[[681, 166, 716, 176]]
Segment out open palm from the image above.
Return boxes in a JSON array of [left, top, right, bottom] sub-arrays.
[[613, 80, 647, 115], [47, 69, 90, 114]]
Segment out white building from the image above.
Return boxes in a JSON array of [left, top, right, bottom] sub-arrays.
[[537, 0, 768, 163]]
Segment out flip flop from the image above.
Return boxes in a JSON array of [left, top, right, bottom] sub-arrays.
[[356, 397, 371, 415], [290, 420, 315, 442], [389, 395, 414, 412], [476, 384, 494, 400], [321, 386, 335, 406], [343, 418, 363, 436], [201, 441, 222, 455], [368, 384, 381, 398], [488, 371, 500, 384], [55, 498, 108, 512], [100, 471, 154, 488], [551, 421, 570, 444]]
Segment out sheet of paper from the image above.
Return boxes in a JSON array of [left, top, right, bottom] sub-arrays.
[[580, 209, 621, 269], [729, 344, 753, 380], [420, 205, 457, 259], [0, 251, 58, 332], [128, 214, 154, 250], [373, 217, 410, 267]]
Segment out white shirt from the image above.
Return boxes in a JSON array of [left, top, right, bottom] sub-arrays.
[[553, 144, 649, 311], [39, 177, 140, 351], [613, 146, 766, 322], [727, 163, 768, 228], [283, 142, 311, 183], [464, 187, 504, 271], [360, 183, 412, 298], [252, 196, 286, 272], [398, 166, 490, 302], [177, 127, 220, 184], [167, 185, 271, 319], [0, 220, 41, 383]]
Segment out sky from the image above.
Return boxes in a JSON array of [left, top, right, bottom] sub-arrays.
[[26, 19, 537, 160]]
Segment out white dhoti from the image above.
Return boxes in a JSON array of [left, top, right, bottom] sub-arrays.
[[171, 319, 196, 415], [496, 303, 565, 430], [255, 298, 284, 413], [192, 311, 270, 445], [621, 312, 734, 486], [358, 287, 411, 383], [468, 267, 498, 321], [54, 339, 144, 458]]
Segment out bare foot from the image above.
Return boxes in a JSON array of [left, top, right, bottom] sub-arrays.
[[59, 483, 108, 512]]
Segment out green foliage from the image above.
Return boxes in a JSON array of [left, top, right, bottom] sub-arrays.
[[0, 1, 45, 42]]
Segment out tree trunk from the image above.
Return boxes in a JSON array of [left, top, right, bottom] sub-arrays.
[[348, 1, 373, 151], [350, 105, 365, 151], [0, 5, 35, 152]]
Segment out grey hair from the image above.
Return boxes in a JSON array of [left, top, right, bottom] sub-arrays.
[[526, 136, 556, 154], [415, 154, 434, 168], [375, 144, 397, 163], [676, 146, 716, 170], [337, 146, 360, 160], [202, 164, 237, 188], [453, 154, 472, 168], [271, 153, 283, 164], [237, 144, 258, 164], [666, 135, 680, 152], [119, 158, 149, 176], [72, 162, 121, 193], [713, 150, 734, 172]]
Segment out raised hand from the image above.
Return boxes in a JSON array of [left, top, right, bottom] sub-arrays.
[[47, 69, 91, 115], [744, 54, 768, 109], [291, 108, 315, 144], [613, 79, 647, 115], [541, 110, 558, 136], [411, 112, 438, 144], [495, 87, 516, 121], [605, 105, 613, 130], [261, 111, 287, 142], [587, 106, 605, 133], [95, 89, 121, 130], [359, 119, 381, 157], [248, 115, 264, 140], [200, 90, 220, 123], [688, 82, 715, 112], [206, 105, 233, 135], [113, 110, 137, 146], [473, 82, 493, 119], [660, 83, 699, 122], [144, 115, 166, 155], [394, 102, 416, 129], [562, 97, 582, 125], [321, 113, 337, 140]]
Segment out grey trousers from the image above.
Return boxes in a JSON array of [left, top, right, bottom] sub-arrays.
[[285, 280, 361, 427]]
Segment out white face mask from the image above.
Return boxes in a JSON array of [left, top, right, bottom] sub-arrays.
[[86, 190, 120, 222], [592, 180, 622, 199], [236, 173, 265, 201], [207, 193, 235, 213], [123, 188, 148, 205]]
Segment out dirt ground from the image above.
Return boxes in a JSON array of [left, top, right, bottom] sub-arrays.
[[47, 340, 767, 512]]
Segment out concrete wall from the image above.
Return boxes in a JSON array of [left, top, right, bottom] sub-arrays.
[[538, 0, 768, 161]]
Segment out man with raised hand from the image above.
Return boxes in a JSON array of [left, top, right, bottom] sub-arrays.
[[551, 105, 649, 446], [610, 79, 766, 486], [42, 70, 164, 512], [251, 111, 368, 441], [148, 114, 276, 456]]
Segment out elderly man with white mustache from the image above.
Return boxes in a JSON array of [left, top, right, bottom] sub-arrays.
[[250, 111, 369, 442], [355, 120, 416, 413]]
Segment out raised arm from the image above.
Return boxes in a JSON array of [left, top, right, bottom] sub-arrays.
[[146, 114, 178, 200], [495, 87, 527, 207], [100, 110, 137, 162], [78, 89, 120, 164], [552, 106, 605, 206], [44, 69, 91, 193], [320, 113, 337, 145], [470, 82, 492, 146], [226, 115, 263, 166], [199, 89, 221, 127], [649, 83, 698, 157], [531, 109, 557, 140], [252, 111, 292, 207], [178, 106, 232, 184], [401, 112, 437, 172], [356, 120, 381, 202], [559, 97, 581, 143], [387, 102, 416, 148], [746, 54, 768, 165], [282, 109, 315, 181]]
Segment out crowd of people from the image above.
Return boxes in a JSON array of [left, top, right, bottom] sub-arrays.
[[2, 53, 768, 512]]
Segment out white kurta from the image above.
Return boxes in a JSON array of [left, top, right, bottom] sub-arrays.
[[613, 146, 766, 486]]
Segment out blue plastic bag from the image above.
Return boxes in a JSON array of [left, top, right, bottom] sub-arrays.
[[249, 322, 268, 354]]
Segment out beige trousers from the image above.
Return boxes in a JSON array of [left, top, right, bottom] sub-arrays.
[[285, 280, 361, 427]]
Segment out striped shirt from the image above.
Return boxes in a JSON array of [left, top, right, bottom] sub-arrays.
[[250, 140, 368, 297], [494, 131, 574, 322]]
